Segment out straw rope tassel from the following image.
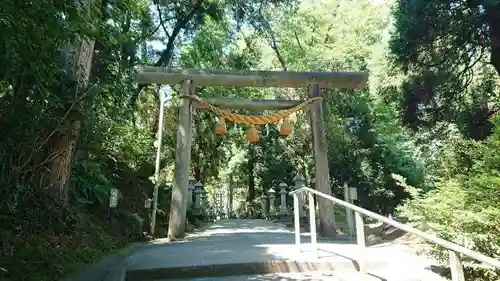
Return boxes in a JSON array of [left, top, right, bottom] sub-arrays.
[[191, 96, 323, 126]]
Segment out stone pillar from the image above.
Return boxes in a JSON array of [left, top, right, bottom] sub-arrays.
[[226, 181, 233, 218], [187, 184, 194, 208], [279, 182, 288, 215], [268, 188, 276, 216], [194, 181, 203, 214], [292, 173, 306, 218], [311, 177, 319, 225], [201, 189, 208, 211], [260, 196, 268, 219], [343, 183, 356, 237], [218, 190, 224, 218]]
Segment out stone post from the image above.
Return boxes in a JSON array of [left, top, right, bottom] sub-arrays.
[[226, 181, 233, 218], [311, 177, 319, 226], [224, 179, 233, 219], [279, 182, 288, 215], [187, 176, 195, 208], [218, 190, 224, 218], [194, 181, 203, 214], [268, 188, 276, 216], [343, 183, 355, 237], [260, 196, 268, 219], [201, 189, 208, 211], [293, 173, 306, 218]]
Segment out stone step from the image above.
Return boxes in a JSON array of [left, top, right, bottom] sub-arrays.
[[125, 258, 447, 281], [153, 271, 346, 281], [125, 259, 353, 281], [123, 219, 447, 281], [152, 270, 444, 281]]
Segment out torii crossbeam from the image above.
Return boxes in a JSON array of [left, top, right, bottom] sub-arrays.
[[138, 67, 368, 89]]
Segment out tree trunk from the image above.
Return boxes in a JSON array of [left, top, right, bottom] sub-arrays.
[[48, 4, 96, 204], [48, 120, 81, 202], [488, 4, 500, 75]]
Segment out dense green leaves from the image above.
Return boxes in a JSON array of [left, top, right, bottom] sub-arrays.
[[390, 0, 500, 277], [398, 117, 500, 279], [1, 0, 500, 279], [389, 0, 500, 139]]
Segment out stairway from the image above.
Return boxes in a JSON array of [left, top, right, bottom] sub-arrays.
[[120, 219, 448, 281]]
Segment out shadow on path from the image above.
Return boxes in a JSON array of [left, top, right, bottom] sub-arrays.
[[124, 219, 446, 281]]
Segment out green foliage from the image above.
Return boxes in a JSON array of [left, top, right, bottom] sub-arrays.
[[0, 0, 153, 279], [1, 0, 309, 279], [1, 212, 134, 281], [389, 1, 500, 277], [2, 0, 499, 279], [398, 116, 500, 278], [389, 0, 500, 139], [386, 0, 500, 274], [72, 159, 114, 206]]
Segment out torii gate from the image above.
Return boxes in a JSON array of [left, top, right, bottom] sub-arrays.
[[137, 67, 368, 239]]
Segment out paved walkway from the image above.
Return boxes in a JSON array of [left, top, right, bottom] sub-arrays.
[[124, 219, 448, 281]]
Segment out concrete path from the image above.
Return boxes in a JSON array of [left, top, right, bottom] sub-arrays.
[[124, 219, 448, 281]]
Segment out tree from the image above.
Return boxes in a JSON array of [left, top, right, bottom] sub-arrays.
[[47, 0, 98, 204], [389, 0, 500, 139]]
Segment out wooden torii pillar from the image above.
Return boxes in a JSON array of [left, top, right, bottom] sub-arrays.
[[137, 67, 368, 239]]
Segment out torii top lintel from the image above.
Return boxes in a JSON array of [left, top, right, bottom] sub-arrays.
[[137, 67, 368, 89]]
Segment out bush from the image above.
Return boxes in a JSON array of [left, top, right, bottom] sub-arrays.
[[0, 212, 134, 281], [398, 116, 500, 280]]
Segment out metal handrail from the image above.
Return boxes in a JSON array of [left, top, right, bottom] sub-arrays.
[[290, 187, 500, 281]]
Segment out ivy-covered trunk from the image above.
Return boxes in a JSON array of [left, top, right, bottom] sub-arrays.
[[48, 5, 97, 204]]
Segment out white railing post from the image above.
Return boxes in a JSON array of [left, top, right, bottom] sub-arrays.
[[293, 193, 301, 253], [290, 187, 500, 272], [449, 250, 465, 281], [355, 211, 367, 280], [308, 191, 318, 259]]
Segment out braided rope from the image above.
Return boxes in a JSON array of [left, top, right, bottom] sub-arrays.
[[186, 95, 322, 125]]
